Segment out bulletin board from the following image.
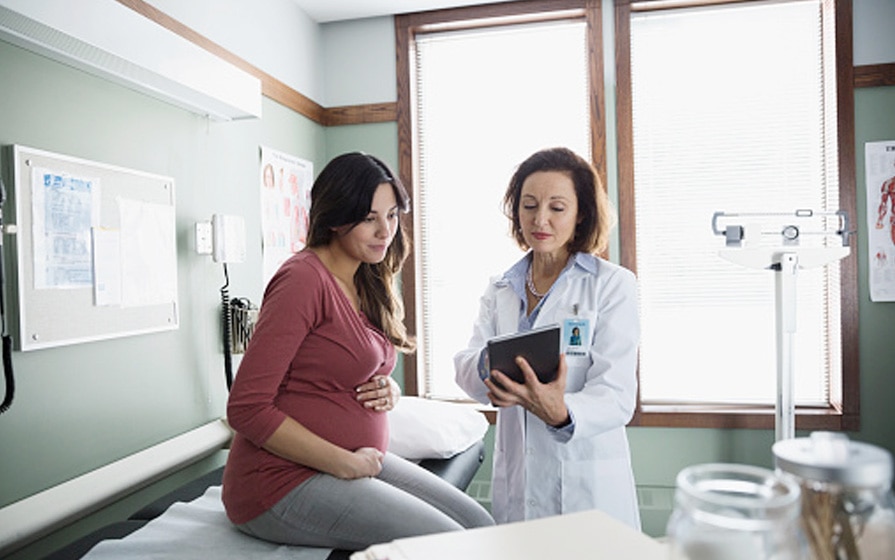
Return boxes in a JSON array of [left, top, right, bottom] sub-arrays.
[[4, 145, 179, 351]]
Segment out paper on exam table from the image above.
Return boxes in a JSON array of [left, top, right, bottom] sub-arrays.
[[350, 509, 668, 560], [82, 486, 331, 560]]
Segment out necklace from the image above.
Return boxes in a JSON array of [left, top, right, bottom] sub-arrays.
[[526, 265, 548, 299]]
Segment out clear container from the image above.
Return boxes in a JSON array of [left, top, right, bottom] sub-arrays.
[[773, 432, 895, 560], [666, 462, 806, 560]]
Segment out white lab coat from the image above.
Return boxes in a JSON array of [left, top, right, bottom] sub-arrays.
[[454, 253, 641, 529]]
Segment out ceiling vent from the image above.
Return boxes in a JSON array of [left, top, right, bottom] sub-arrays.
[[0, 0, 262, 121]]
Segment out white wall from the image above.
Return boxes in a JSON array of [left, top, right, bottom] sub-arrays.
[[145, 0, 325, 104], [144, 1, 399, 108], [141, 2, 400, 108], [853, 0, 895, 66], [321, 17, 397, 106]]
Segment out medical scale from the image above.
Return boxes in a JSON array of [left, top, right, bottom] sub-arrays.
[[712, 209, 852, 442]]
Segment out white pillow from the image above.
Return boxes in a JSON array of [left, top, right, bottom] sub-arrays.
[[388, 397, 489, 460]]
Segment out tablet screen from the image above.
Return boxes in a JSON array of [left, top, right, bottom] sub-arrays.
[[486, 324, 560, 385]]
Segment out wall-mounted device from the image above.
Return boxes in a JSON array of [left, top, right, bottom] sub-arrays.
[[196, 214, 251, 390], [195, 214, 247, 263], [228, 297, 258, 355], [211, 214, 246, 264]]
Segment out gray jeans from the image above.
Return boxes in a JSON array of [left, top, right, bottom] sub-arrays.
[[237, 452, 494, 549]]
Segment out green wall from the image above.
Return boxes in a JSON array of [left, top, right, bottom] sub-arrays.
[[0, 39, 325, 558], [852, 85, 895, 453]]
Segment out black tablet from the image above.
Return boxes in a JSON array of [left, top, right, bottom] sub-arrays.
[[486, 324, 561, 385]]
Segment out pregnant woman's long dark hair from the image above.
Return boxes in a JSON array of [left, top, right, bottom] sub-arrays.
[[306, 152, 415, 353]]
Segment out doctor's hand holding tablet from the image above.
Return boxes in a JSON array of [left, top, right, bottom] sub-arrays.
[[485, 324, 571, 428]]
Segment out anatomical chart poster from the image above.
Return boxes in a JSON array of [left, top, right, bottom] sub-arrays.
[[259, 146, 313, 287], [865, 140, 895, 302]]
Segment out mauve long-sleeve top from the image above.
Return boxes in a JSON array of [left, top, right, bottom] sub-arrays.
[[222, 250, 395, 525]]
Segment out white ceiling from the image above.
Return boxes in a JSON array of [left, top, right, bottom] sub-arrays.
[[290, 0, 515, 23]]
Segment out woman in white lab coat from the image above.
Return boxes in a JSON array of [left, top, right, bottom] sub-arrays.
[[454, 147, 641, 529]]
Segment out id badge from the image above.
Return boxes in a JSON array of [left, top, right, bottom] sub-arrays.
[[562, 317, 590, 357]]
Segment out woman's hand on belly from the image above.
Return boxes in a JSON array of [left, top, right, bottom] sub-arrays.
[[262, 416, 385, 479], [356, 375, 400, 412]]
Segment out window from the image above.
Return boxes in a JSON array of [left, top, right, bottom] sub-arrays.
[[396, 2, 601, 399], [409, 21, 591, 399], [617, 0, 858, 429], [397, 0, 858, 430]]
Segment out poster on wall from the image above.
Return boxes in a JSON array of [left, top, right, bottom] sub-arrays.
[[259, 146, 314, 287], [865, 140, 895, 302], [30, 167, 101, 289]]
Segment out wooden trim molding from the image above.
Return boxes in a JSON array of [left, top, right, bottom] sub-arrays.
[[615, 1, 637, 277], [324, 103, 398, 126], [637, 405, 853, 431], [854, 63, 895, 88], [835, 0, 861, 434], [394, 10, 419, 397], [585, 0, 607, 190]]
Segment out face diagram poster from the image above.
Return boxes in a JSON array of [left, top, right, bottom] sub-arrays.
[[865, 140, 895, 302], [259, 146, 313, 287], [31, 167, 101, 289]]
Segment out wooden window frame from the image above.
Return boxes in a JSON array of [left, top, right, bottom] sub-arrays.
[[395, 0, 859, 430], [395, 0, 606, 397], [616, 0, 860, 430]]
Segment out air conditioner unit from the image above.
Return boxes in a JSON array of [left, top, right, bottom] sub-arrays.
[[0, 0, 262, 121]]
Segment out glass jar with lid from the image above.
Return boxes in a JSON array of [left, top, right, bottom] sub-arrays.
[[773, 432, 895, 560], [666, 462, 806, 560]]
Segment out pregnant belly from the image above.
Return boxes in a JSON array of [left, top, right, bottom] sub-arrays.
[[279, 391, 389, 452]]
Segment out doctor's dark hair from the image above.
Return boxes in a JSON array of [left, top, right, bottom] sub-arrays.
[[503, 147, 616, 255], [306, 152, 414, 352]]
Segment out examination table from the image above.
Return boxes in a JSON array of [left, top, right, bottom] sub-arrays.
[[42, 397, 490, 560]]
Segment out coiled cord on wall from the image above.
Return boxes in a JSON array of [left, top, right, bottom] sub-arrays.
[[220, 263, 234, 391], [1, 335, 13, 413], [0, 178, 13, 415]]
